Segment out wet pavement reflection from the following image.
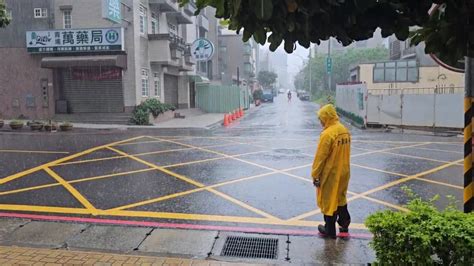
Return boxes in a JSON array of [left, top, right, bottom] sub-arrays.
[[0, 94, 464, 233]]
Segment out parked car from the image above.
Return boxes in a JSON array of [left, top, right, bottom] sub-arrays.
[[296, 90, 305, 97], [262, 89, 274, 103], [299, 92, 310, 101], [278, 88, 285, 94]]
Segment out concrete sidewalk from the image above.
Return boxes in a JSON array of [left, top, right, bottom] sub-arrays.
[[0, 218, 375, 265], [70, 112, 225, 130], [0, 246, 253, 265]]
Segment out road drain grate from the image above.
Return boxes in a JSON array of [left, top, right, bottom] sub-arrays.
[[220, 236, 278, 259]]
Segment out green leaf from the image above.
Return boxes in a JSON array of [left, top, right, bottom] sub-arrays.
[[255, 0, 273, 21], [284, 39, 294, 53], [232, 0, 242, 15], [253, 27, 267, 44]]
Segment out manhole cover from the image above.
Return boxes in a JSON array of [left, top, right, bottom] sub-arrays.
[[220, 236, 278, 259]]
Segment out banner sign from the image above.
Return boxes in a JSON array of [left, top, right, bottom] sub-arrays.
[[26, 28, 124, 53], [102, 0, 122, 24]]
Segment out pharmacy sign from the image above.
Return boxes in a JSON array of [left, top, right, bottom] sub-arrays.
[[26, 28, 124, 53]]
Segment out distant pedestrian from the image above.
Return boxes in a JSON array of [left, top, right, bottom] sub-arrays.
[[311, 104, 351, 238], [287, 91, 292, 102]]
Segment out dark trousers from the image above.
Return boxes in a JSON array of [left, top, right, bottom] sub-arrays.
[[323, 205, 351, 236]]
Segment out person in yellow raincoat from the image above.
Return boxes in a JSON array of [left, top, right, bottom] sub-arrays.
[[311, 104, 351, 238]]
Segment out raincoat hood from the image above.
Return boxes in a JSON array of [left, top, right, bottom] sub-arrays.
[[317, 104, 339, 128]]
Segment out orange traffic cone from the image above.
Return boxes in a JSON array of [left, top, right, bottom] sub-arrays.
[[223, 114, 230, 126], [236, 109, 241, 119], [239, 108, 244, 117], [230, 112, 235, 121], [232, 110, 237, 120]]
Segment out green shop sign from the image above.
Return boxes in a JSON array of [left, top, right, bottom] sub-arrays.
[[102, 0, 122, 24], [26, 28, 124, 53]]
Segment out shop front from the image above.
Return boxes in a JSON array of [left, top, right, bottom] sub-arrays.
[[26, 27, 127, 114]]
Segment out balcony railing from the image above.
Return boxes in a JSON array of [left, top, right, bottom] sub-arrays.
[[149, 0, 179, 12], [169, 32, 187, 51]]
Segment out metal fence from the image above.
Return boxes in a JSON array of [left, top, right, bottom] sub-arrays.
[[195, 83, 249, 113], [336, 84, 465, 129]]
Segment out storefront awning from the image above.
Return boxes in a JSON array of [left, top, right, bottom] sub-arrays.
[[188, 75, 210, 83], [41, 55, 127, 69]]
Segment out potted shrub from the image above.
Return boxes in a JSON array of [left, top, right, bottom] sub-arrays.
[[29, 121, 44, 131], [9, 120, 24, 130], [44, 122, 57, 131], [59, 122, 73, 131]]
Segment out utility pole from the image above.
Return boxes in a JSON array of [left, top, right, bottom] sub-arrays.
[[309, 46, 312, 98], [464, 2, 473, 213], [465, 55, 474, 213], [328, 38, 332, 91]]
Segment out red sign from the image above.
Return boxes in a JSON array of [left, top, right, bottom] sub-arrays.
[[72, 68, 122, 80]]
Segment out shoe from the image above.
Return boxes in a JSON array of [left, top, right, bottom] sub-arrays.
[[318, 224, 336, 239], [339, 227, 349, 233]]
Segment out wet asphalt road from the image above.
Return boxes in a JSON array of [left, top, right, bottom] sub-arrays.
[[0, 94, 464, 234]]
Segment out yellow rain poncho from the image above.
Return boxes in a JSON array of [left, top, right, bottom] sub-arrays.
[[311, 104, 351, 216]]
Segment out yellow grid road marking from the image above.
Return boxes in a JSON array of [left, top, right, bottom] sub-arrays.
[[0, 150, 69, 154], [0, 150, 274, 197], [106, 146, 280, 221], [0, 135, 463, 231], [411, 146, 463, 154], [43, 167, 98, 215], [414, 177, 463, 189], [350, 163, 409, 177], [354, 146, 453, 164], [0, 168, 155, 196], [55, 142, 254, 166], [347, 191, 409, 212], [151, 136, 422, 218], [110, 165, 313, 211], [356, 159, 463, 197], [288, 159, 462, 221], [351, 142, 431, 158], [114, 140, 163, 146], [0, 204, 91, 214], [0, 136, 146, 185]]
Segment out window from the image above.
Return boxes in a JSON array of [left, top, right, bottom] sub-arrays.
[[63, 10, 72, 29], [373, 60, 418, 83], [141, 69, 149, 97], [151, 13, 158, 34], [153, 73, 160, 97], [139, 5, 147, 35], [34, 8, 48, 18]]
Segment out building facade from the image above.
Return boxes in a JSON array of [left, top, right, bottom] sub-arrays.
[[218, 29, 259, 88], [0, 0, 211, 120], [349, 35, 464, 91], [259, 49, 289, 90]]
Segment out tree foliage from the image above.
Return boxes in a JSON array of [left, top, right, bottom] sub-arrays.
[[295, 47, 388, 92], [257, 70, 278, 88], [411, 0, 474, 68], [0, 0, 10, 28], [179, 0, 472, 63]]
